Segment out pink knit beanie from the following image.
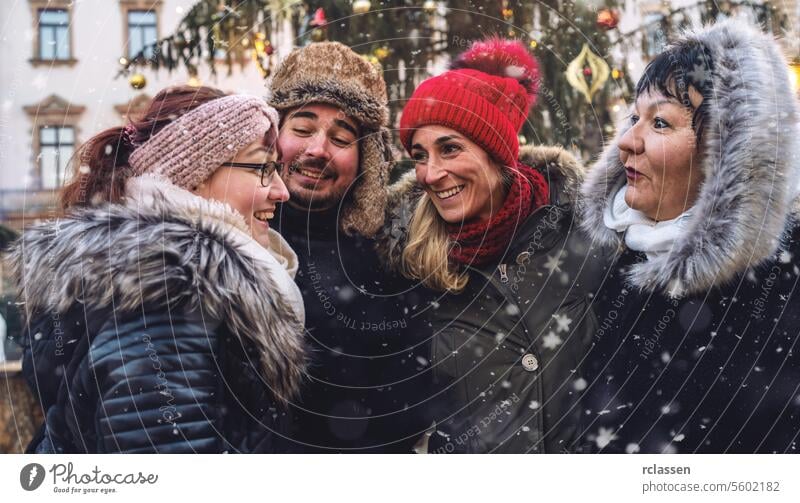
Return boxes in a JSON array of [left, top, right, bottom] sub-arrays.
[[128, 94, 280, 190]]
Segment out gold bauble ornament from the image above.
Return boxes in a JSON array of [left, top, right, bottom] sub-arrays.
[[310, 27, 326, 42], [129, 73, 147, 90], [352, 0, 371, 15], [373, 46, 390, 61], [565, 44, 610, 103], [423, 0, 436, 14]]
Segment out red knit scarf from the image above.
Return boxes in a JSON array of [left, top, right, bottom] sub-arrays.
[[447, 162, 549, 267]]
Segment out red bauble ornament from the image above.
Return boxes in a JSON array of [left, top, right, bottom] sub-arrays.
[[310, 7, 327, 27], [583, 67, 592, 77], [596, 9, 620, 30]]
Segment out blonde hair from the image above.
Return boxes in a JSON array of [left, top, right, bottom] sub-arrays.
[[400, 193, 468, 292], [400, 163, 517, 292]]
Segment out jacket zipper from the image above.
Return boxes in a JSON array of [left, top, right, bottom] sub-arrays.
[[498, 264, 509, 283]]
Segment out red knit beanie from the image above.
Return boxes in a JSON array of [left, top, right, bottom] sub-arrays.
[[399, 38, 539, 167]]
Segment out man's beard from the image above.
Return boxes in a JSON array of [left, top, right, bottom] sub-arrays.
[[285, 159, 350, 211]]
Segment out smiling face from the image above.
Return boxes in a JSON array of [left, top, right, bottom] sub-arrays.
[[410, 125, 506, 225], [277, 103, 360, 211], [618, 87, 705, 222], [195, 136, 290, 248]]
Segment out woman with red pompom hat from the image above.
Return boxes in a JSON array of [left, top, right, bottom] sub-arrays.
[[376, 38, 611, 453]]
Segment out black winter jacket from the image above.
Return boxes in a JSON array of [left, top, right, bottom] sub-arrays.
[[380, 146, 612, 453], [581, 239, 800, 453], [272, 203, 432, 452], [10, 197, 306, 453]]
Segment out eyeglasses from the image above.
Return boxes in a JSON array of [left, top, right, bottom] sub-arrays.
[[220, 161, 283, 187]]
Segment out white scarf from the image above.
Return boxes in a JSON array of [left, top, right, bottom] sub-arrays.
[[125, 174, 304, 324], [603, 185, 692, 260]]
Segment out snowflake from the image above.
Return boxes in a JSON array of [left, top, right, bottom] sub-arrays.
[[595, 427, 618, 449], [552, 313, 572, 333], [543, 251, 564, 274], [686, 59, 713, 88], [32, 75, 48, 91], [573, 377, 588, 391], [542, 331, 563, 350], [625, 443, 641, 454]]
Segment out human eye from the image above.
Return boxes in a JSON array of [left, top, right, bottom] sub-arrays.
[[411, 150, 428, 163], [653, 117, 670, 129], [441, 143, 462, 157]]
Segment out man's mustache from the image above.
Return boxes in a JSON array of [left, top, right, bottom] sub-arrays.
[[287, 158, 328, 174]]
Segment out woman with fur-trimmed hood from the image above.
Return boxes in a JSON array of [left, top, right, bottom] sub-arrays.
[[579, 20, 800, 453], [10, 86, 307, 453], [379, 39, 611, 453]]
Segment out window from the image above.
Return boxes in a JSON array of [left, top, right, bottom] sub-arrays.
[[38, 126, 74, 189], [24, 95, 85, 191], [29, 0, 75, 66], [38, 9, 70, 60], [127, 10, 158, 59]]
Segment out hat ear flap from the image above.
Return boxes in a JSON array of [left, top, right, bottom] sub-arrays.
[[339, 127, 393, 238]]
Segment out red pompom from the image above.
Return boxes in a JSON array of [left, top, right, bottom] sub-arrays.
[[450, 37, 540, 99]]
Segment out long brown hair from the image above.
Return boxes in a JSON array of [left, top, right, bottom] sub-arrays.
[[60, 85, 227, 209]]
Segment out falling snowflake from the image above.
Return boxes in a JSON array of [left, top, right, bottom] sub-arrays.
[[552, 313, 572, 333], [573, 377, 588, 391], [686, 59, 713, 88], [673, 433, 685, 442], [528, 400, 540, 410], [32, 75, 48, 91], [779, 250, 792, 264], [542, 331, 563, 350], [543, 252, 564, 274], [625, 443, 640, 454], [595, 427, 618, 449]]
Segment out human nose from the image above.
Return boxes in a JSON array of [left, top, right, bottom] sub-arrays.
[[303, 131, 332, 161], [421, 159, 448, 187], [618, 123, 644, 158], [268, 169, 290, 203]]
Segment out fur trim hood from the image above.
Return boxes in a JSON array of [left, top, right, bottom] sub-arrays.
[[8, 178, 307, 402], [581, 19, 800, 296], [268, 42, 394, 239], [377, 145, 585, 270]]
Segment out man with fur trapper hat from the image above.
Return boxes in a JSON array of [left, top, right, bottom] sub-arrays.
[[268, 42, 430, 452]]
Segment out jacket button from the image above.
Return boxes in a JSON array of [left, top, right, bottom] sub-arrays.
[[516, 251, 531, 265], [521, 353, 539, 371]]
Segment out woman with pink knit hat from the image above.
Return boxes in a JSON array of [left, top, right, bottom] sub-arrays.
[[10, 86, 307, 453], [379, 39, 610, 453]]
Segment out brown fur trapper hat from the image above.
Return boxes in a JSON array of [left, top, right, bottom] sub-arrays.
[[268, 41, 394, 238]]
